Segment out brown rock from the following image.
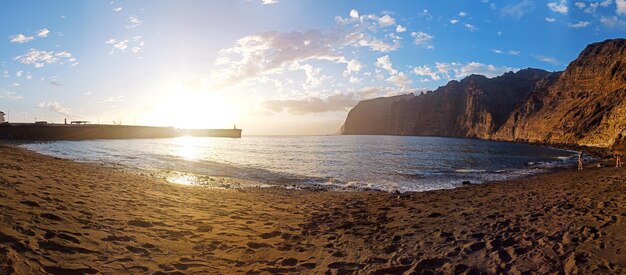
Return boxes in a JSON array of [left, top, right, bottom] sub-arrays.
[[341, 39, 626, 149]]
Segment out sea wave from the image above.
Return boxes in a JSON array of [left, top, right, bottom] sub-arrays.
[[20, 135, 576, 193]]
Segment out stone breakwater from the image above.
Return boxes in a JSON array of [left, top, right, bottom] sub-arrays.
[[0, 123, 241, 140]]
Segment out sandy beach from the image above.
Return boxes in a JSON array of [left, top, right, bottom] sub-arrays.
[[0, 143, 624, 274]]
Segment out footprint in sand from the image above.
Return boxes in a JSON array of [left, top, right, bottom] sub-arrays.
[[40, 213, 63, 221], [371, 265, 413, 275], [327, 262, 365, 271], [20, 200, 40, 207], [43, 266, 99, 275], [259, 230, 281, 239], [126, 245, 150, 256], [38, 240, 95, 255], [300, 263, 316, 269], [196, 225, 213, 232], [246, 242, 271, 249], [127, 219, 153, 228], [102, 235, 135, 242], [281, 258, 298, 266]]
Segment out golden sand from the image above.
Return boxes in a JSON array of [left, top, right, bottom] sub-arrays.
[[0, 144, 624, 274]]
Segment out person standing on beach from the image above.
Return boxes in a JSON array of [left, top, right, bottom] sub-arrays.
[[578, 151, 584, 170]]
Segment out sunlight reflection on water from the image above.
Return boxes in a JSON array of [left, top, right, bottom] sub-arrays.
[[174, 136, 203, 161]]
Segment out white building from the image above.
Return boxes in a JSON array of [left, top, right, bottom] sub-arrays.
[[0, 111, 5, 123]]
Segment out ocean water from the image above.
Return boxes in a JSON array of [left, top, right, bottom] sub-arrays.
[[21, 135, 577, 192]]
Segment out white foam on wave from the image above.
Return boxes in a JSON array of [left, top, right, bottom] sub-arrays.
[[455, 169, 487, 173]]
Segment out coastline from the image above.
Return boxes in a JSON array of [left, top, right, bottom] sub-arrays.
[[16, 137, 583, 193], [0, 144, 624, 274]]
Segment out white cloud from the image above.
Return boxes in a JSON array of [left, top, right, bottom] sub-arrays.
[[378, 14, 396, 27], [569, 21, 591, 28], [0, 91, 23, 100], [600, 15, 626, 27], [9, 34, 35, 44], [575, 2, 586, 8], [458, 11, 468, 17], [356, 37, 400, 52], [2, 70, 9, 78], [545, 17, 557, 22], [548, 0, 569, 14], [375, 55, 397, 75], [263, 93, 358, 114], [14, 49, 77, 68], [464, 23, 478, 31], [418, 9, 433, 21], [111, 39, 128, 51], [290, 63, 328, 89], [372, 56, 411, 87], [534, 55, 559, 64], [349, 9, 359, 18], [412, 65, 440, 81], [113, 7, 123, 12], [16, 71, 23, 78], [126, 16, 143, 29], [491, 49, 520, 55], [37, 28, 50, 38], [500, 0, 534, 19], [618, 0, 626, 15], [395, 25, 406, 32], [450, 19, 460, 24], [106, 36, 144, 55], [100, 95, 124, 103], [212, 30, 350, 89], [585, 2, 601, 14], [601, 0, 613, 7], [410, 32, 434, 49], [344, 59, 362, 76], [386, 72, 411, 87], [432, 62, 519, 80], [262, 0, 278, 5], [210, 11, 408, 91], [36, 100, 74, 116]]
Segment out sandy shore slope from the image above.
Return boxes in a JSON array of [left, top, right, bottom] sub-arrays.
[[0, 144, 624, 274]]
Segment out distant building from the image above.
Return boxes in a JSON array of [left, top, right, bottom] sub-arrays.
[[0, 111, 5, 123]]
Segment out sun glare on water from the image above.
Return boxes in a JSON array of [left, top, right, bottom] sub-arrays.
[[174, 136, 204, 161]]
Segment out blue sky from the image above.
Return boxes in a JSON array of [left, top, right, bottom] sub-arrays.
[[0, 0, 624, 134]]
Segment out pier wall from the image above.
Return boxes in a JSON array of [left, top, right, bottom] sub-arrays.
[[0, 123, 242, 140]]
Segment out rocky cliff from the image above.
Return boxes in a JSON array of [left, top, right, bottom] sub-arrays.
[[493, 39, 626, 148], [341, 38, 626, 148]]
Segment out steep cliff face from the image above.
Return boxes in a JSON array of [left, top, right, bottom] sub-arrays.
[[341, 94, 415, 135], [493, 39, 626, 147], [341, 39, 626, 148], [342, 68, 549, 138]]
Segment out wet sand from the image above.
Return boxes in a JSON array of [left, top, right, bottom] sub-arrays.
[[0, 144, 624, 274]]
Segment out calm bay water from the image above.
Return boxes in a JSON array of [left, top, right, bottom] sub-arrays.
[[22, 135, 577, 192]]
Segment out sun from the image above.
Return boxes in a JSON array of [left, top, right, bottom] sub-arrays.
[[145, 84, 238, 129]]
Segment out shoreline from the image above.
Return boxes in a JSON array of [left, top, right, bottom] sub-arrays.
[[15, 138, 583, 193], [1, 144, 624, 273]]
